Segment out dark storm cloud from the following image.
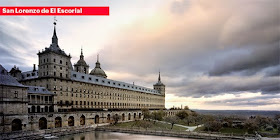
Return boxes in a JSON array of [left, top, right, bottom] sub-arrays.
[[209, 43, 280, 76], [0, 0, 278, 109], [170, 75, 280, 97], [206, 94, 280, 106], [88, 0, 280, 99], [264, 66, 280, 77]]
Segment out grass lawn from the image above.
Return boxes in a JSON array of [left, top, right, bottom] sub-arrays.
[[220, 127, 247, 134], [111, 120, 187, 131], [259, 128, 279, 134], [175, 120, 199, 126], [195, 127, 248, 135]]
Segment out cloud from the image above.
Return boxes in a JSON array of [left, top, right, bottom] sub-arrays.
[[264, 66, 280, 77], [170, 75, 280, 97], [206, 94, 280, 106], [0, 0, 279, 110], [209, 43, 280, 76], [0, 17, 36, 69]]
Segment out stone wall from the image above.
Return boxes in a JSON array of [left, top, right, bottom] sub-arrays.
[[22, 78, 165, 112]]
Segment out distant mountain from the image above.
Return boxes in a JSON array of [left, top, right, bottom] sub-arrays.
[[193, 109, 280, 118]]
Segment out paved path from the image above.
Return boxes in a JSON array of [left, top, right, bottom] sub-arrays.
[[174, 124, 203, 131], [157, 120, 203, 131]]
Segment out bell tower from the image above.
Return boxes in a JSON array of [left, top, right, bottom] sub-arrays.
[[37, 20, 72, 79], [74, 48, 89, 74], [153, 71, 165, 96]]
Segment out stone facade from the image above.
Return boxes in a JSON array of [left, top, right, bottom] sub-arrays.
[[0, 21, 173, 134], [20, 22, 165, 112], [0, 66, 29, 132]]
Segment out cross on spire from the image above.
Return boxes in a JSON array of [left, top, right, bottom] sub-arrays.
[[52, 17, 58, 45], [54, 16, 57, 25]]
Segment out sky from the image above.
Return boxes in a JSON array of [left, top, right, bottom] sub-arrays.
[[0, 0, 279, 110]]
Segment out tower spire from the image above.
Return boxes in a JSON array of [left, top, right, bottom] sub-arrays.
[[96, 54, 101, 68], [158, 71, 161, 83], [80, 47, 84, 60], [52, 17, 58, 45]]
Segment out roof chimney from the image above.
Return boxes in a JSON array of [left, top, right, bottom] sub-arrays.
[[33, 64, 36, 71]]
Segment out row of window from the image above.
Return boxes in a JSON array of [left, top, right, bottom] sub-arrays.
[[41, 58, 68, 66], [58, 100, 164, 108], [73, 74, 158, 93], [25, 72, 38, 77], [42, 72, 68, 78], [57, 92, 163, 102], [41, 65, 68, 71]]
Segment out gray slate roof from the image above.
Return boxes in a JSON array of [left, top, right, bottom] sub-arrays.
[[27, 86, 54, 95], [0, 65, 26, 87], [71, 71, 160, 95]]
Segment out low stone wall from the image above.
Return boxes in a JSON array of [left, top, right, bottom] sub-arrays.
[[96, 126, 255, 140], [0, 125, 96, 140]]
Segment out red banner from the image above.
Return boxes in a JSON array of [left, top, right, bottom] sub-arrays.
[[0, 7, 109, 16]]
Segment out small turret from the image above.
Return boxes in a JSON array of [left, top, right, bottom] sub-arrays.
[[74, 48, 89, 74], [153, 71, 165, 95]]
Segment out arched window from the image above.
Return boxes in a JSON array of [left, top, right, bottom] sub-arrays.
[[68, 116, 74, 126], [12, 119, 22, 131], [95, 115, 99, 124], [55, 117, 62, 128], [80, 115, 85, 125], [39, 117, 47, 129]]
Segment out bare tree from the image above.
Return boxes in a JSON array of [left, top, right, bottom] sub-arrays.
[[164, 116, 178, 129]]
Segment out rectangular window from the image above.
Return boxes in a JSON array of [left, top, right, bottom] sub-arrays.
[[14, 91, 18, 98], [54, 59, 56, 62]]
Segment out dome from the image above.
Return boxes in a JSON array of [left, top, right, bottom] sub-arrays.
[[76, 59, 87, 66], [90, 57, 107, 78], [90, 67, 107, 78]]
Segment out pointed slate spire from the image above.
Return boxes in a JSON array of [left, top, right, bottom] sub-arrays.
[[80, 47, 84, 60], [158, 71, 161, 83], [52, 18, 58, 45], [154, 70, 164, 86], [96, 54, 101, 68]]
